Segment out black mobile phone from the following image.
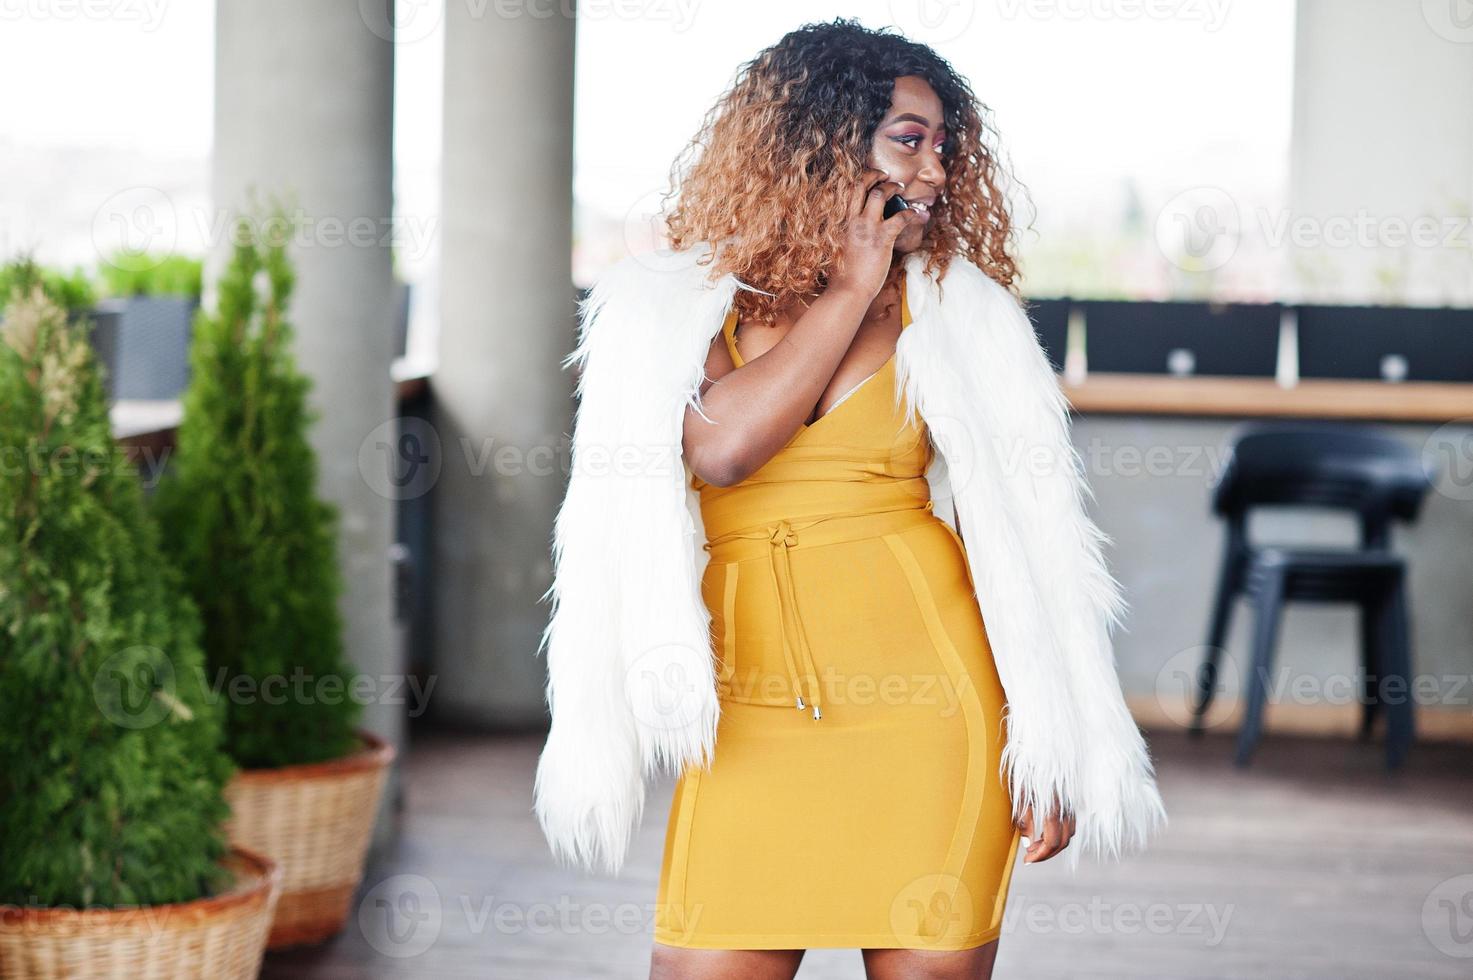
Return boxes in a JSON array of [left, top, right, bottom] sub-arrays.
[[882, 193, 911, 219]]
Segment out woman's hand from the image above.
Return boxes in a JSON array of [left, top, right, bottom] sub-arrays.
[[1016, 793, 1077, 864], [826, 167, 926, 302]]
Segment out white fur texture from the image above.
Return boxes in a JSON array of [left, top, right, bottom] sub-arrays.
[[535, 243, 1167, 876]]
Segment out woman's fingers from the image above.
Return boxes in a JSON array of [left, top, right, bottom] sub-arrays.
[[863, 178, 903, 222], [849, 168, 892, 218], [1021, 797, 1075, 864]]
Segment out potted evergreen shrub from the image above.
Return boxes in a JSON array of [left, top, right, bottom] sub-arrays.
[[0, 270, 280, 978], [151, 207, 394, 950]]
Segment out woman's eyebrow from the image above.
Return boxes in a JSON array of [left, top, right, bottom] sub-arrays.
[[885, 112, 933, 127]]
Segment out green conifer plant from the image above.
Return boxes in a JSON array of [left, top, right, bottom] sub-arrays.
[[152, 205, 363, 770], [0, 271, 235, 908]]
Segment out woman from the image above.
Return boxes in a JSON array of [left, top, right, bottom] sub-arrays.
[[534, 18, 1167, 980]]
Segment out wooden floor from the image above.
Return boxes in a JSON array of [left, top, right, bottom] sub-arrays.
[[262, 726, 1473, 979]]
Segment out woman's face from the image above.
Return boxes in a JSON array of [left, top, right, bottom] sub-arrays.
[[866, 74, 948, 255]]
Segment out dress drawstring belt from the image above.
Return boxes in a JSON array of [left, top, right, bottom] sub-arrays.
[[767, 520, 824, 720], [702, 501, 938, 721], [703, 515, 832, 719]]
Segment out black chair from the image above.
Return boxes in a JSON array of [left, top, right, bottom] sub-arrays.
[[1189, 421, 1434, 769]]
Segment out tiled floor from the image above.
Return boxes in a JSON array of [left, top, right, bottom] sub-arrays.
[[262, 727, 1473, 979]]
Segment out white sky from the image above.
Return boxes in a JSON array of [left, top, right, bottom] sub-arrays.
[[574, 1, 1295, 219], [0, 0, 1295, 286]]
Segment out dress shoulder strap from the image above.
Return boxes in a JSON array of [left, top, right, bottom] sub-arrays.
[[721, 307, 746, 368], [724, 277, 907, 368]]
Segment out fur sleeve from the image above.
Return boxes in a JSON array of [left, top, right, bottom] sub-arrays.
[[979, 269, 1168, 871], [902, 254, 1168, 874], [531, 267, 647, 876]]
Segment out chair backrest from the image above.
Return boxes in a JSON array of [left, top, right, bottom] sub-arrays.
[[1210, 421, 1433, 548]]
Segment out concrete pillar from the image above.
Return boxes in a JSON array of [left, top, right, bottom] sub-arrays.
[[432, 3, 576, 726], [212, 1, 401, 842], [1289, 0, 1473, 306]]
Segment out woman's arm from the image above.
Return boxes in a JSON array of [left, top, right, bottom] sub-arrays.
[[683, 170, 925, 488], [683, 284, 873, 487]]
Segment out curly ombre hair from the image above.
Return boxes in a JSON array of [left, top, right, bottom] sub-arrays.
[[661, 17, 1031, 325]]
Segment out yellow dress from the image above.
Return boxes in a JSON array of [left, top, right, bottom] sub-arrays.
[[654, 279, 1023, 951]]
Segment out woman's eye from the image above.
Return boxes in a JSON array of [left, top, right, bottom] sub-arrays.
[[894, 134, 947, 155]]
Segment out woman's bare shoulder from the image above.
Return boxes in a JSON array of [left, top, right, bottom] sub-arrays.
[[697, 328, 738, 398]]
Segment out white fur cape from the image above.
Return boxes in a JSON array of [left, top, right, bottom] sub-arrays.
[[534, 242, 1167, 876]]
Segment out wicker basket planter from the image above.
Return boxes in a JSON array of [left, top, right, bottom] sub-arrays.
[[222, 729, 396, 950], [0, 846, 280, 979]]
